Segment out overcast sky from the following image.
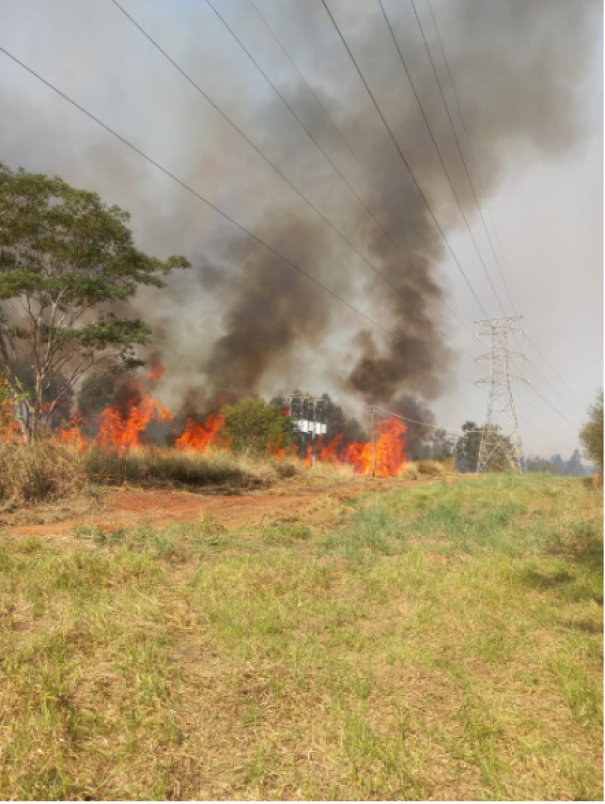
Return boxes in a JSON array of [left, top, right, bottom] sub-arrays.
[[0, 0, 602, 459]]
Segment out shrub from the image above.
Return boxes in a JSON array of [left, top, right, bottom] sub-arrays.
[[0, 440, 87, 504], [580, 391, 603, 471]]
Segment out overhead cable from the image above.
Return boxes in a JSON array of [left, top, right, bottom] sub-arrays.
[[318, 0, 490, 319], [0, 43, 477, 388]]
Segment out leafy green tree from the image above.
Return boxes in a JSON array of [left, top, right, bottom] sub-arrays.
[[580, 390, 603, 471], [0, 164, 189, 438], [223, 398, 294, 455], [429, 427, 451, 459]]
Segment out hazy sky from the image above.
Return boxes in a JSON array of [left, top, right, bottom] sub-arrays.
[[0, 0, 602, 459]]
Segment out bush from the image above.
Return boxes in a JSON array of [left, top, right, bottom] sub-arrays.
[[580, 391, 603, 471], [223, 398, 294, 455], [0, 440, 86, 504]]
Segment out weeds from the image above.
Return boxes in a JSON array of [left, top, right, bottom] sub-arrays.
[[0, 474, 601, 800]]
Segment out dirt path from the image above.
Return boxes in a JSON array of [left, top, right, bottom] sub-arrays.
[[5, 475, 447, 538]]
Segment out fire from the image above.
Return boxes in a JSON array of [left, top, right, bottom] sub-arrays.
[[302, 417, 406, 477], [147, 363, 166, 383], [97, 386, 172, 452], [56, 411, 89, 452], [1, 365, 407, 478], [175, 413, 226, 452]]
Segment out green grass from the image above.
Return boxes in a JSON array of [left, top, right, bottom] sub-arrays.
[[0, 474, 602, 799]]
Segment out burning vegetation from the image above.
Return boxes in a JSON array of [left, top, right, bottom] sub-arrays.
[[1, 366, 409, 478]]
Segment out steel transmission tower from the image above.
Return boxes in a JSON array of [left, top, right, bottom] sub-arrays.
[[475, 317, 527, 473]]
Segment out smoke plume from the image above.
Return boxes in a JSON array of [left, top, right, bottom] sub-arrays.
[[0, 0, 600, 429]]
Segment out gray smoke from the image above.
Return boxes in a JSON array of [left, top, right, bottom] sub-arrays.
[[165, 0, 598, 415], [0, 0, 600, 428]]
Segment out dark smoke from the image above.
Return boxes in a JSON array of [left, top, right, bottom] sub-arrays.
[[150, 0, 598, 422], [0, 0, 599, 433]]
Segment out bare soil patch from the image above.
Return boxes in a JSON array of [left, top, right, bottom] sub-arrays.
[[3, 475, 440, 538]]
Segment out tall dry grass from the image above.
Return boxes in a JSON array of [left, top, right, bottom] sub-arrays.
[[0, 440, 87, 505], [0, 441, 445, 507], [0, 440, 351, 505]]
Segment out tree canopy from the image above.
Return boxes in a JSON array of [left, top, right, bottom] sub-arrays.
[[455, 421, 514, 473], [0, 164, 189, 437], [222, 398, 294, 455], [580, 390, 603, 471]]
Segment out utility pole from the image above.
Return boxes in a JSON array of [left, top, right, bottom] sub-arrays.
[[475, 316, 527, 474], [369, 405, 376, 477]]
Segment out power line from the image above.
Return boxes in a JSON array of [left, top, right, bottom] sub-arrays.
[[374, 405, 465, 433], [201, 0, 477, 361], [421, 0, 518, 316], [0, 43, 477, 389], [245, 0, 475, 341], [525, 333, 587, 414], [112, 0, 476, 363], [523, 354, 584, 424], [525, 382, 580, 436], [318, 0, 489, 319], [249, 0, 585, 433], [374, 404, 563, 456], [377, 0, 508, 319], [515, 389, 576, 441], [426, 0, 587, 420]]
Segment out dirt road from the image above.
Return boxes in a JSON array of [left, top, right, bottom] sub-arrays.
[[5, 475, 429, 538]]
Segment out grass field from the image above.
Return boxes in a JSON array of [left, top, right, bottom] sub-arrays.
[[0, 473, 602, 800]]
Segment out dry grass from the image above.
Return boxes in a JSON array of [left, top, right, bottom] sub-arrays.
[[400, 459, 448, 480], [0, 474, 602, 800], [0, 440, 87, 505], [0, 442, 453, 511], [0, 442, 312, 508]]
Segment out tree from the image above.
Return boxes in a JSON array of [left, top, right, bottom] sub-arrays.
[[527, 458, 544, 473], [455, 421, 513, 473], [549, 454, 564, 475], [0, 374, 12, 435], [564, 448, 584, 477], [455, 421, 481, 472], [223, 398, 295, 455], [580, 390, 603, 472], [0, 164, 189, 438], [342, 416, 367, 445], [78, 372, 120, 419]]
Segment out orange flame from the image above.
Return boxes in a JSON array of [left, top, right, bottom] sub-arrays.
[[175, 414, 226, 452], [56, 411, 89, 452], [147, 363, 166, 383], [302, 418, 406, 476], [97, 390, 172, 452], [2, 362, 407, 478]]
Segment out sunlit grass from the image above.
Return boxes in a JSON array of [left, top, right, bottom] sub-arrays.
[[0, 474, 601, 799]]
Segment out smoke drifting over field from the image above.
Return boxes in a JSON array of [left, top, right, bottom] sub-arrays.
[[0, 0, 600, 428], [147, 0, 598, 417]]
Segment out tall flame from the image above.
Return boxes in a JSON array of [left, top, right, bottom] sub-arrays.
[[174, 413, 226, 451], [299, 418, 406, 476]]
